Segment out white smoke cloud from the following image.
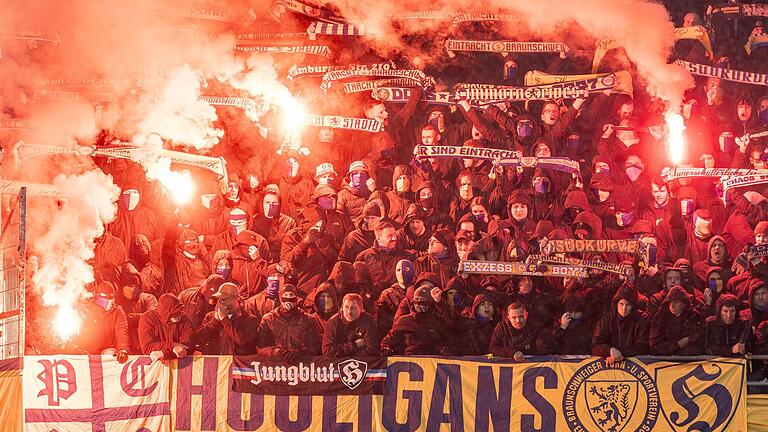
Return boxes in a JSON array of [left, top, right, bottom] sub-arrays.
[[31, 170, 120, 310]]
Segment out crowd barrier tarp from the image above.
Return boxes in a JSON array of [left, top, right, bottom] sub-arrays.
[[0, 358, 22, 432], [20, 354, 748, 431], [749, 394, 768, 432]]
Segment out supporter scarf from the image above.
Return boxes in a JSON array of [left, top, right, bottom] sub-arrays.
[[524, 70, 634, 96], [661, 166, 768, 182], [343, 78, 420, 93], [451, 13, 520, 24], [459, 260, 588, 278], [673, 26, 714, 59], [372, 87, 459, 105], [528, 254, 633, 277], [394, 11, 453, 19], [14, 140, 229, 185], [415, 145, 581, 177], [445, 39, 566, 58], [748, 243, 768, 259], [321, 65, 434, 90], [0, 119, 48, 130], [304, 114, 384, 132], [454, 78, 614, 103], [675, 59, 768, 86], [234, 32, 308, 42], [0, 30, 61, 44], [497, 156, 582, 177], [287, 63, 390, 80], [745, 34, 768, 55], [234, 44, 331, 58], [0, 180, 62, 198], [30, 90, 118, 103], [706, 3, 768, 19], [270, 0, 346, 23], [165, 5, 237, 23], [307, 21, 370, 39], [199, 96, 257, 111], [722, 173, 768, 194], [591, 39, 619, 73], [543, 239, 643, 255], [416, 145, 521, 160]]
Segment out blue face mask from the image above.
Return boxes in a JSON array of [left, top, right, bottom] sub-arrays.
[[759, 109, 768, 124], [567, 135, 580, 150], [708, 278, 723, 293], [474, 213, 486, 223], [619, 211, 635, 227], [351, 172, 368, 190], [94, 296, 112, 310], [216, 267, 231, 279], [452, 292, 464, 310], [534, 178, 551, 195], [517, 122, 533, 138], [681, 199, 696, 217], [722, 135, 736, 154], [318, 196, 335, 210], [266, 279, 280, 298]]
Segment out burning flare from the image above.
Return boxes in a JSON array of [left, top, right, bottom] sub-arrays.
[[51, 303, 82, 342], [664, 111, 686, 166]]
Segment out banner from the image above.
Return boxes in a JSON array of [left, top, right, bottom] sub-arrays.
[[304, 114, 384, 132], [673, 26, 714, 59], [662, 166, 768, 182], [524, 70, 634, 96], [232, 356, 387, 395], [675, 59, 768, 86], [460, 259, 589, 277], [23, 355, 171, 432], [21, 355, 748, 431], [445, 39, 566, 57]]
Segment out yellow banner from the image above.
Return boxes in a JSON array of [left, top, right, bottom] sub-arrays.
[[524, 70, 634, 97], [17, 355, 748, 431], [169, 356, 746, 431]]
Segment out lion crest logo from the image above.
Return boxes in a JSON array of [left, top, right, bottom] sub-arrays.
[[585, 380, 638, 432]]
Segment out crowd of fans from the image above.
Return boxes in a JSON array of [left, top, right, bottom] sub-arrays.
[[23, 2, 768, 386]]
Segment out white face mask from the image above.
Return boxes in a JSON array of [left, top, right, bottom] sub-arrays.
[[121, 189, 140, 211], [183, 250, 196, 260], [200, 193, 218, 209], [282, 301, 295, 311], [396, 177, 409, 193]]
